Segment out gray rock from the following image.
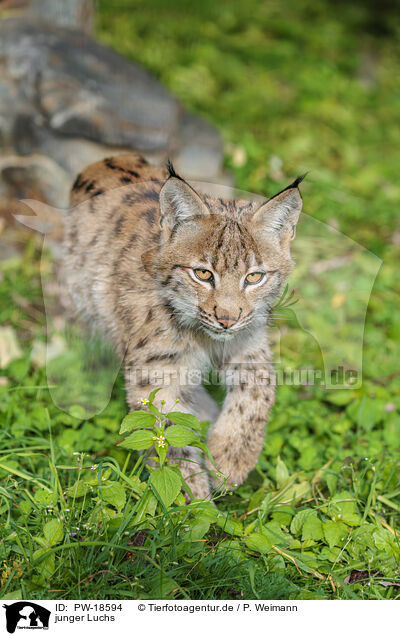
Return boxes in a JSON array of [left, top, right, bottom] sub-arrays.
[[29, 0, 95, 33], [0, 19, 181, 151], [0, 17, 225, 208]]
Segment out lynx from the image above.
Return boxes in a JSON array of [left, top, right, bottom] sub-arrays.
[[64, 154, 304, 499]]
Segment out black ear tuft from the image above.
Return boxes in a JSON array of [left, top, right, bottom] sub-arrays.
[[269, 171, 308, 201], [166, 159, 185, 182], [287, 172, 308, 189]]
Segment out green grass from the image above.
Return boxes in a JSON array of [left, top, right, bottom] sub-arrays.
[[1, 0, 400, 600]]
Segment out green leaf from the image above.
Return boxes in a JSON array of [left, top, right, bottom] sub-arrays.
[[276, 456, 290, 489], [324, 390, 355, 406], [290, 508, 315, 535], [245, 532, 272, 554], [69, 405, 87, 420], [326, 491, 362, 527], [278, 480, 310, 504], [148, 387, 162, 404], [155, 443, 168, 465], [120, 429, 155, 450], [67, 480, 90, 498], [323, 520, 348, 549], [188, 518, 211, 540], [302, 514, 323, 542], [43, 519, 64, 546], [34, 489, 58, 508], [19, 500, 32, 516], [165, 424, 197, 447], [99, 481, 126, 511], [167, 411, 202, 429], [150, 466, 181, 508], [216, 514, 243, 536], [120, 411, 156, 434], [33, 548, 55, 579], [261, 520, 289, 545]]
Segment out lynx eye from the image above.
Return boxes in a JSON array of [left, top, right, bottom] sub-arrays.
[[194, 268, 213, 282], [245, 272, 264, 285]]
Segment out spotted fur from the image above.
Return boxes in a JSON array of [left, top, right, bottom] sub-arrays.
[[64, 153, 303, 499]]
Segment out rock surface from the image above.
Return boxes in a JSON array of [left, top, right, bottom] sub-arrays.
[[0, 18, 227, 211]]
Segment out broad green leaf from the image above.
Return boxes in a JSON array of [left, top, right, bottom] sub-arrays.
[[302, 514, 323, 542], [150, 466, 181, 508], [0, 590, 23, 600], [324, 390, 355, 406], [124, 474, 146, 495], [120, 429, 155, 450], [33, 548, 55, 579], [271, 506, 294, 527], [188, 519, 211, 540], [67, 481, 90, 497], [373, 529, 399, 556], [191, 504, 219, 523], [165, 424, 197, 446], [120, 411, 156, 434], [278, 480, 310, 504], [33, 535, 48, 548], [216, 514, 243, 536], [323, 520, 348, 549], [167, 411, 202, 429], [19, 500, 32, 516], [325, 491, 362, 527], [99, 481, 126, 511], [276, 456, 290, 489], [69, 405, 87, 420], [174, 492, 186, 506], [245, 532, 272, 554], [290, 509, 314, 535], [261, 520, 289, 544], [319, 546, 342, 562], [67, 480, 90, 498], [43, 519, 64, 546], [34, 489, 58, 508]]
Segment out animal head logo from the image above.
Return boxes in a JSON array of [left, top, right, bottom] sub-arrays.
[[3, 602, 51, 634]]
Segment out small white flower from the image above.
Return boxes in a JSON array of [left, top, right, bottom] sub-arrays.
[[137, 397, 149, 405], [91, 464, 98, 470]]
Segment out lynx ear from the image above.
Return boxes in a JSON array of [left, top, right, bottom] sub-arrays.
[[159, 166, 209, 239], [252, 177, 304, 249]]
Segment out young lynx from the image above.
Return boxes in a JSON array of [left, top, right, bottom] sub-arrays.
[[64, 154, 304, 499]]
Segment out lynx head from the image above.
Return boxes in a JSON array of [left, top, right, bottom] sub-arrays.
[[144, 163, 304, 341]]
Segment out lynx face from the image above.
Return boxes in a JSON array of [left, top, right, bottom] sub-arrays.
[[148, 171, 303, 341]]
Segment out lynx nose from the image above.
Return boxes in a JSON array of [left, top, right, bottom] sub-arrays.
[[217, 317, 237, 329], [214, 307, 241, 329]]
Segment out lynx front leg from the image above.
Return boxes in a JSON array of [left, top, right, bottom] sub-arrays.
[[207, 351, 275, 489]]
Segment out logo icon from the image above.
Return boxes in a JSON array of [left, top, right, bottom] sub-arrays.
[[3, 602, 51, 634]]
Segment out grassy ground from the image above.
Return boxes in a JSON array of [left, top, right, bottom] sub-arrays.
[[1, 0, 400, 600]]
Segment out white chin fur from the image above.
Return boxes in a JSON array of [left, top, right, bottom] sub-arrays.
[[202, 327, 237, 341]]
